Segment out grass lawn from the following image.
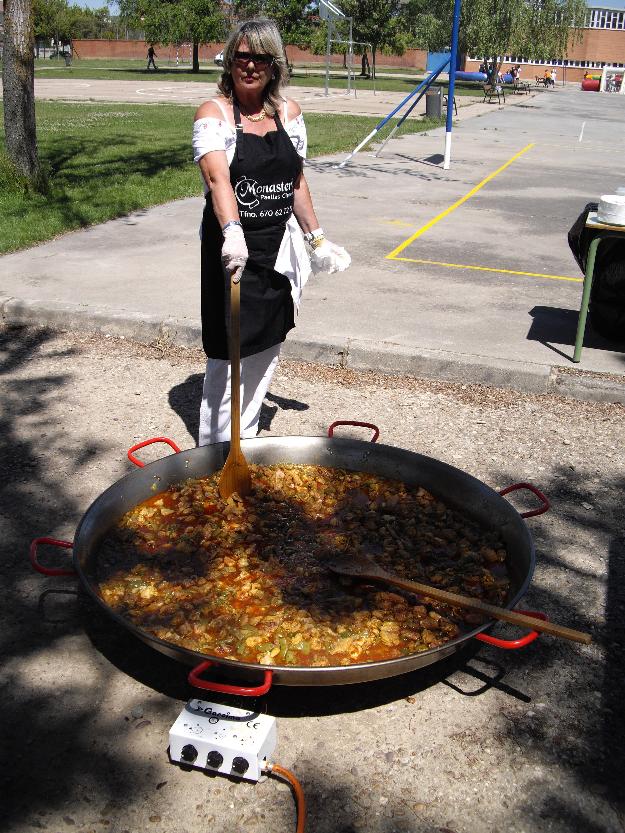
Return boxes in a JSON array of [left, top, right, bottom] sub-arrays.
[[30, 58, 483, 96], [0, 100, 442, 254]]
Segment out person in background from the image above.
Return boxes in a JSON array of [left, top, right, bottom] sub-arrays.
[[551, 67, 557, 85], [360, 49, 371, 78], [544, 67, 553, 87], [192, 18, 351, 447], [147, 45, 157, 71]]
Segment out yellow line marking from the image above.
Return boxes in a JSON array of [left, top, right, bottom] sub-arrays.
[[393, 257, 581, 283], [380, 219, 415, 227], [386, 143, 535, 260]]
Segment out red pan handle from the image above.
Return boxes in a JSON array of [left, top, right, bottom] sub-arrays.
[[475, 610, 548, 649], [328, 421, 380, 442], [188, 661, 273, 696], [127, 437, 181, 468], [498, 483, 550, 518], [29, 537, 76, 577]]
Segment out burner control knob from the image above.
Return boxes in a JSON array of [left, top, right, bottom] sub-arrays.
[[180, 744, 198, 763], [232, 757, 249, 775], [206, 750, 224, 769]]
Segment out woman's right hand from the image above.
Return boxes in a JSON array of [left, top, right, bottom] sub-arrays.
[[221, 224, 248, 277]]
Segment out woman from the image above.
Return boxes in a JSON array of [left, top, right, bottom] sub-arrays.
[[192, 18, 350, 446]]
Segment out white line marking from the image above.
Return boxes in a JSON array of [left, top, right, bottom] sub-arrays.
[[578, 121, 586, 143]]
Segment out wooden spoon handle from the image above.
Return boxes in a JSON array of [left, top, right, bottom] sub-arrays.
[[230, 272, 242, 453], [377, 572, 592, 645], [218, 267, 251, 499]]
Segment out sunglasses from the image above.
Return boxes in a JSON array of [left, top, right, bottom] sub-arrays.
[[233, 51, 274, 69]]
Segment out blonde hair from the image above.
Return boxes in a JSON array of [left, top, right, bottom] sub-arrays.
[[218, 18, 290, 116]]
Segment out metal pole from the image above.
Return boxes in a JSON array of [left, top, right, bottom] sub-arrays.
[[443, 0, 462, 169], [372, 44, 376, 95], [375, 58, 450, 157], [347, 18, 353, 96], [325, 19, 332, 96], [336, 57, 450, 168]]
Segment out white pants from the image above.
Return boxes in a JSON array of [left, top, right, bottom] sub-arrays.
[[198, 344, 281, 446]]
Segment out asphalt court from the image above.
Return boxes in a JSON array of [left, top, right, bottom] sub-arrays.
[[292, 88, 625, 372], [384, 141, 577, 279], [377, 95, 625, 309], [383, 90, 624, 294]]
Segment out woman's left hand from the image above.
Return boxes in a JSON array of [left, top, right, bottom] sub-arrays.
[[310, 239, 351, 274]]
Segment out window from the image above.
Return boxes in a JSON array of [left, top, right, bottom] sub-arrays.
[[587, 8, 625, 28]]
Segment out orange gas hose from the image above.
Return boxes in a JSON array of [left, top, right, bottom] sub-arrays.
[[267, 763, 306, 833]]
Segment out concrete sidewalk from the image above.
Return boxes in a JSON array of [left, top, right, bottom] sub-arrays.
[[1, 85, 625, 403]]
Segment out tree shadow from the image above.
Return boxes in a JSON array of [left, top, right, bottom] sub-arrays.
[[0, 325, 156, 832], [484, 465, 625, 812], [3, 127, 198, 242]]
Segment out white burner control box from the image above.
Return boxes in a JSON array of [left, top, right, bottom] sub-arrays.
[[169, 699, 277, 782]]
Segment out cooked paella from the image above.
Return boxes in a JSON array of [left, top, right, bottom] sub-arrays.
[[97, 464, 510, 667]]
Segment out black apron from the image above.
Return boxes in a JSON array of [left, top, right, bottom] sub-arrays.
[[200, 102, 303, 359]]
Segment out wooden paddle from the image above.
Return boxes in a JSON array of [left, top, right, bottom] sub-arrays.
[[218, 267, 251, 500], [325, 550, 591, 645]]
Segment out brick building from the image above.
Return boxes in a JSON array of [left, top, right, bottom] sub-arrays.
[[465, 0, 625, 83], [30, 0, 625, 83]]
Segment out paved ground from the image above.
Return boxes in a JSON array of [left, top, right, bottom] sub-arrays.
[[23, 75, 484, 118], [1, 326, 623, 833], [1, 82, 624, 402]]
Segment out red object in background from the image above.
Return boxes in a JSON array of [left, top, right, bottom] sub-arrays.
[[581, 79, 600, 91]]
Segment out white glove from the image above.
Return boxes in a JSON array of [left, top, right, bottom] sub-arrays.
[[306, 229, 351, 275], [221, 223, 248, 280]]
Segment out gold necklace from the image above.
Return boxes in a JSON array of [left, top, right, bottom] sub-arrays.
[[242, 108, 266, 122]]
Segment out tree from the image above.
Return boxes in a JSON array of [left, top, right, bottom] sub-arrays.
[[232, 0, 316, 66], [34, 1, 114, 49], [340, 0, 408, 80], [118, 0, 227, 72], [2, 0, 40, 180], [416, 0, 587, 78]]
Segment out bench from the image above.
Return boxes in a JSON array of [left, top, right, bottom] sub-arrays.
[[513, 80, 531, 94], [483, 83, 506, 104]]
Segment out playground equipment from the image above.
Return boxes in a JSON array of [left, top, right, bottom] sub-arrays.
[[336, 0, 462, 169], [336, 56, 450, 168], [320, 0, 357, 96], [581, 66, 624, 93], [374, 58, 452, 158], [455, 71, 486, 82]]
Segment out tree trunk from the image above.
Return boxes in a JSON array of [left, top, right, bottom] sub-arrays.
[[2, 0, 39, 179], [192, 40, 199, 73], [372, 46, 376, 80]]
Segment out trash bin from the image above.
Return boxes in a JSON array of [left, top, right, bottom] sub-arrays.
[[425, 87, 442, 119]]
